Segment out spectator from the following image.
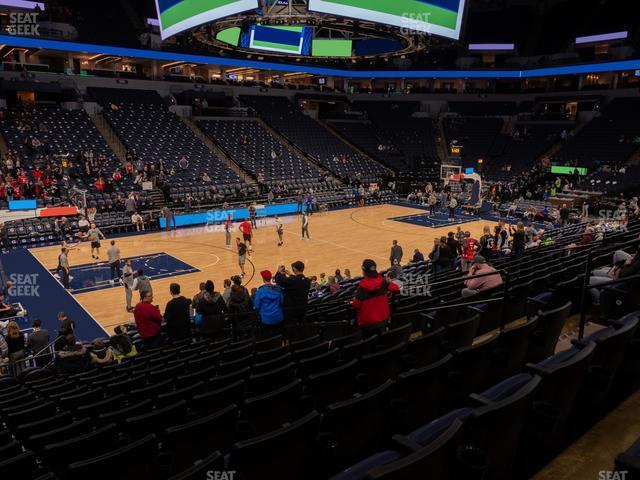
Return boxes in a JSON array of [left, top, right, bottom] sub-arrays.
[[163, 283, 192, 342], [510, 222, 526, 258], [412, 249, 425, 263], [4, 320, 25, 365], [196, 280, 228, 339], [227, 283, 253, 337], [328, 276, 340, 294], [461, 256, 503, 297], [134, 291, 164, 350], [89, 339, 114, 365], [274, 261, 311, 327], [222, 278, 232, 305], [429, 237, 453, 273], [27, 319, 50, 367], [334, 269, 344, 283], [0, 292, 17, 319], [352, 259, 399, 337], [460, 231, 478, 272], [56, 311, 75, 349], [55, 335, 87, 374], [110, 325, 136, 360], [131, 212, 145, 231], [0, 334, 8, 368], [343, 269, 352, 280], [253, 270, 284, 337]]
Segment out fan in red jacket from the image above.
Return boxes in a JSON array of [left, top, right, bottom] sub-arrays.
[[133, 291, 164, 349], [352, 259, 400, 330]]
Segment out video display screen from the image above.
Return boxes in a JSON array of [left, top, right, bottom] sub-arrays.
[[155, 0, 258, 39], [308, 0, 466, 39]]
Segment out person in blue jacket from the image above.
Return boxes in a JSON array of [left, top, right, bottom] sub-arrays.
[[253, 270, 284, 338]]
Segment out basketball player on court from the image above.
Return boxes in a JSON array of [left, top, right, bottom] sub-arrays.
[[239, 218, 253, 252], [236, 237, 248, 277], [87, 223, 106, 260], [275, 216, 284, 246], [224, 214, 232, 249], [301, 211, 310, 240]]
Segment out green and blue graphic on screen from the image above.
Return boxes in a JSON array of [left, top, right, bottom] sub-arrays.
[[155, 0, 258, 39], [238, 25, 312, 55], [248, 25, 313, 54], [308, 0, 466, 39]]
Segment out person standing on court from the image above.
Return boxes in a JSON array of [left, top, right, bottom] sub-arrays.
[[239, 218, 253, 251], [163, 283, 192, 342], [448, 195, 458, 221], [161, 206, 175, 231], [134, 291, 164, 350], [58, 247, 70, 289], [132, 269, 152, 300], [224, 213, 232, 248], [301, 211, 310, 240], [275, 261, 311, 329], [122, 259, 134, 312], [236, 237, 248, 278], [389, 240, 403, 267], [87, 223, 105, 260], [249, 203, 258, 229], [275, 216, 284, 246], [107, 240, 121, 284]]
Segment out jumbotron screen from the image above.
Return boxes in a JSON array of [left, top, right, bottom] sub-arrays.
[[308, 0, 467, 40], [155, 0, 259, 39]]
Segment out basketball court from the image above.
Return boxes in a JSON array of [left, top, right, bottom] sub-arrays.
[[27, 204, 499, 334]]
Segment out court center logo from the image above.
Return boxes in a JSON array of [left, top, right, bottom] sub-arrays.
[[6, 11, 41, 36], [8, 273, 40, 297]]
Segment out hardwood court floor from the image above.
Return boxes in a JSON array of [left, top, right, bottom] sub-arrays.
[[29, 205, 497, 333]]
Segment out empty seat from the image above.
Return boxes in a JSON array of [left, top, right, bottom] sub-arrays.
[[66, 434, 159, 480], [229, 411, 320, 480], [391, 355, 453, 434], [319, 380, 394, 474], [163, 404, 239, 469]]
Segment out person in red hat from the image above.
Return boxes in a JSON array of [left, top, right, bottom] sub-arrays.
[[352, 259, 400, 337], [253, 270, 284, 337]]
